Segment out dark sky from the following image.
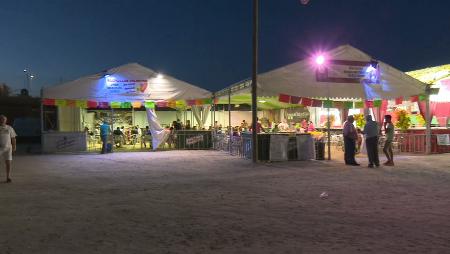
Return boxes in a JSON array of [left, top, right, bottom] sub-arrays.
[[1, 0, 450, 96]]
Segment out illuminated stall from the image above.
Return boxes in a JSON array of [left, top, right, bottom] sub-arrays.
[[215, 44, 426, 160], [41, 63, 212, 153]]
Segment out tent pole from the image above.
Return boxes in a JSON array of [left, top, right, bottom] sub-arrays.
[[213, 94, 216, 129], [251, 0, 259, 163], [228, 88, 231, 153], [132, 107, 135, 126], [425, 86, 432, 154], [327, 99, 331, 160], [40, 89, 44, 153], [110, 108, 114, 152]]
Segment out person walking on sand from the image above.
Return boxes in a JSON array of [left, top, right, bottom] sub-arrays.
[[383, 115, 395, 166], [363, 115, 380, 168], [0, 115, 17, 183], [343, 115, 359, 166]]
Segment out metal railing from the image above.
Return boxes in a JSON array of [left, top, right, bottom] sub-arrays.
[[394, 133, 450, 154]]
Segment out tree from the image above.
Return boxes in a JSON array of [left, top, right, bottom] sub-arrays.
[[0, 83, 11, 96]]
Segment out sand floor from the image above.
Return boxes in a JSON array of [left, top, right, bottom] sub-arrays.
[[1, 150, 450, 253]]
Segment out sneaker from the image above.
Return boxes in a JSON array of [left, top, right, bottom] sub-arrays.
[[383, 161, 391, 165], [368, 164, 374, 168], [6, 178, 11, 183], [385, 161, 395, 166]]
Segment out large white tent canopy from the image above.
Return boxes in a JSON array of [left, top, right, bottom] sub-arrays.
[[43, 63, 212, 101], [218, 44, 426, 101]]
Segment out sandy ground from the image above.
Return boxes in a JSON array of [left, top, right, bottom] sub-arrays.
[[1, 150, 450, 254]]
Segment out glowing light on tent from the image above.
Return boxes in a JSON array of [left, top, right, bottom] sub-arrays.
[[315, 55, 325, 66], [157, 74, 164, 79], [258, 100, 266, 103]]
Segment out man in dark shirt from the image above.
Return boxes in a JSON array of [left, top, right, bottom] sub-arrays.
[[343, 115, 359, 166]]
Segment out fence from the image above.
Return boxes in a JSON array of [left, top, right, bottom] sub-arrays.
[[395, 133, 450, 154]]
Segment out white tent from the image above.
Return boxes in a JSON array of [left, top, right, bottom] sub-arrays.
[[218, 44, 426, 100], [43, 62, 212, 101], [42, 63, 212, 151]]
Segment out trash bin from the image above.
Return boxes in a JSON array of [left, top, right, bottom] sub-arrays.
[[315, 140, 325, 160]]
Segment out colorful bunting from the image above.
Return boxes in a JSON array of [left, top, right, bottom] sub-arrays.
[[43, 98, 55, 106], [364, 100, 374, 108], [110, 102, 121, 108], [312, 99, 322, 107], [87, 101, 98, 108], [121, 102, 132, 108], [144, 101, 155, 109], [132, 101, 142, 108], [373, 99, 382, 107], [419, 94, 427, 101], [187, 100, 196, 106], [203, 98, 213, 104], [332, 101, 343, 109], [410, 95, 419, 102], [278, 94, 290, 103], [66, 100, 76, 107], [156, 101, 168, 107], [323, 100, 333, 108], [395, 97, 403, 105], [76, 100, 88, 108], [344, 101, 354, 109], [354, 101, 364, 108], [290, 96, 301, 104], [55, 99, 67, 107], [98, 102, 109, 108], [300, 97, 312, 106], [168, 100, 177, 108]]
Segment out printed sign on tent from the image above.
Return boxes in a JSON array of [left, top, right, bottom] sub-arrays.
[[316, 60, 369, 83], [105, 77, 148, 95]]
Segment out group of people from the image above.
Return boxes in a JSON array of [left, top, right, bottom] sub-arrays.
[[343, 114, 395, 167], [228, 118, 316, 136], [94, 121, 153, 153], [112, 125, 152, 148]]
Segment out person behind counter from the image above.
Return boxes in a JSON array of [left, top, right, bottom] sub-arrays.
[[185, 120, 191, 130], [277, 119, 290, 132], [240, 120, 249, 130], [250, 118, 262, 133], [307, 121, 315, 132]]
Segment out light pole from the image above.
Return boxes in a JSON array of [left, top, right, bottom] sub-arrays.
[[23, 69, 35, 95], [251, 0, 259, 163]]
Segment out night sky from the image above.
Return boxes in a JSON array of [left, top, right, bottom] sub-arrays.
[[1, 0, 450, 96]]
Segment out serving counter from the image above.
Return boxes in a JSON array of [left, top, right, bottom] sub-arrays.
[[242, 132, 316, 161]]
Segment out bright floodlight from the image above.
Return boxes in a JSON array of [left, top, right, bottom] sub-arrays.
[[157, 74, 164, 79], [315, 55, 325, 65]]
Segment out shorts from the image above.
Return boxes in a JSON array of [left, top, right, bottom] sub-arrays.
[[0, 147, 12, 161]]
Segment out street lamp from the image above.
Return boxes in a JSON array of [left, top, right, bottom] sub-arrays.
[[251, 0, 310, 163], [23, 69, 35, 95]]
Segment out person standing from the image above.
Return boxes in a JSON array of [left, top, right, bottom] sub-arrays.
[[383, 115, 395, 166], [343, 115, 359, 166], [0, 115, 17, 183], [99, 120, 111, 154], [363, 115, 380, 168]]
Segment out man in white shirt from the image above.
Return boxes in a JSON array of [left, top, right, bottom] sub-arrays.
[[0, 115, 17, 183]]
